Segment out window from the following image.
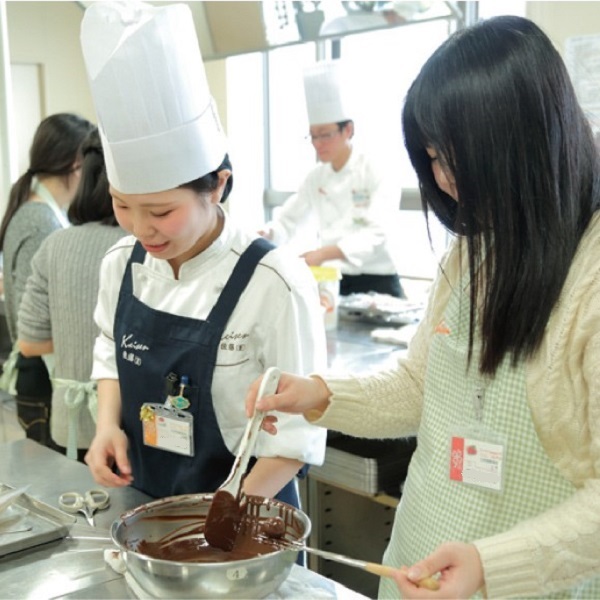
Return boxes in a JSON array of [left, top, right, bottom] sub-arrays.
[[267, 43, 318, 192], [226, 5, 531, 289], [223, 52, 265, 229], [478, 1, 526, 19]]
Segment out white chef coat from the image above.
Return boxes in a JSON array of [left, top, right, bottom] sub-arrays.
[[92, 211, 327, 465], [268, 149, 400, 276]]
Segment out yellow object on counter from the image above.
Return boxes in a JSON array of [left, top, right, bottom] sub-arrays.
[[310, 266, 341, 331]]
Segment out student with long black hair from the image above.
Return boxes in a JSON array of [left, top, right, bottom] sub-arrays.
[[247, 16, 600, 598]]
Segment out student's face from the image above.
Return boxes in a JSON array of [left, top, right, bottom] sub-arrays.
[[111, 175, 227, 267], [426, 147, 457, 200], [309, 123, 352, 165]]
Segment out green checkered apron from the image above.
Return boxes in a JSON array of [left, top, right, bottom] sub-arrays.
[[379, 276, 600, 599]]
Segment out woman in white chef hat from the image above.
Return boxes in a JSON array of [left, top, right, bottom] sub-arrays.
[[261, 60, 404, 298], [80, 1, 326, 506]]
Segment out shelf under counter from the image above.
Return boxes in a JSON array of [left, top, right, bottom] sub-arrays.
[[308, 471, 400, 508]]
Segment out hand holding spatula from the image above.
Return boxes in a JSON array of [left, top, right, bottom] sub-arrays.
[[204, 367, 281, 551]]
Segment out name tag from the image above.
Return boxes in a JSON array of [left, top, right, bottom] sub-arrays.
[[449, 433, 505, 492], [141, 403, 194, 457]]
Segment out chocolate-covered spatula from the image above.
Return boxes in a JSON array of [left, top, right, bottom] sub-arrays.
[[204, 367, 281, 551]]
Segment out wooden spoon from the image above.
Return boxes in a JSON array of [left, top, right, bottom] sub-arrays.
[[204, 367, 281, 551]]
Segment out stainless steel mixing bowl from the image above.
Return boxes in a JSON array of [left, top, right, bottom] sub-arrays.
[[110, 493, 311, 599]]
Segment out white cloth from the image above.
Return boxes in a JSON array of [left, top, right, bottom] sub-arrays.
[[80, 1, 226, 193], [268, 150, 400, 276], [303, 60, 353, 126], [0, 344, 19, 394], [92, 212, 327, 465]]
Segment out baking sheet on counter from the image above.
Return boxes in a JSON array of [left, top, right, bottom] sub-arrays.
[[0, 483, 76, 557], [339, 293, 424, 325]]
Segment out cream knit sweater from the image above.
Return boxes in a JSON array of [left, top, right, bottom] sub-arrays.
[[315, 213, 600, 598]]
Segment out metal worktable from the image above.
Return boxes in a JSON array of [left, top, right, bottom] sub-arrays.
[[326, 318, 407, 374], [0, 319, 408, 599], [0, 439, 367, 599]]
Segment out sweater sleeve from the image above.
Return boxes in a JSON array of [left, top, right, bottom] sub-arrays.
[[474, 477, 600, 597], [17, 237, 52, 342], [473, 221, 600, 598], [474, 327, 600, 598], [91, 242, 132, 381], [269, 173, 320, 247], [5, 206, 61, 341]]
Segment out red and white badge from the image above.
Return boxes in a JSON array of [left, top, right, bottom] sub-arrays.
[[449, 433, 505, 492]]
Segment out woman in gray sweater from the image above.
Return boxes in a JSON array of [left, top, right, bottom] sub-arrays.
[[0, 113, 93, 448], [18, 128, 125, 460]]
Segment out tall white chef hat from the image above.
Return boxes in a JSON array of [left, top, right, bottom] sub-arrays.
[[80, 1, 227, 194], [303, 60, 353, 126]]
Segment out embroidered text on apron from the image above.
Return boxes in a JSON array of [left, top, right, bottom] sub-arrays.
[[379, 275, 600, 599], [115, 238, 299, 504]]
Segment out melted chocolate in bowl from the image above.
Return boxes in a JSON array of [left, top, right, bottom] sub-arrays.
[[127, 496, 299, 564], [203, 489, 241, 551], [111, 494, 310, 598]]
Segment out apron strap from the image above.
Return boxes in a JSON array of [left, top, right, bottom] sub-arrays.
[[53, 378, 97, 460], [118, 238, 274, 332], [122, 241, 146, 293], [207, 237, 274, 329]]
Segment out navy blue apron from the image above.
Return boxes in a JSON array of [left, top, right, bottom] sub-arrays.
[[114, 238, 300, 508]]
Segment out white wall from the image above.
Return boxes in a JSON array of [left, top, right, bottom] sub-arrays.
[[527, 1, 600, 48], [7, 1, 95, 119]]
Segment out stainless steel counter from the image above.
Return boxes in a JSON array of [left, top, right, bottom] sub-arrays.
[[326, 319, 407, 374], [0, 439, 366, 599], [0, 321, 404, 599]]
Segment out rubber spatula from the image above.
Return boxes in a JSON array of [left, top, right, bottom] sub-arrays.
[[204, 367, 282, 551]]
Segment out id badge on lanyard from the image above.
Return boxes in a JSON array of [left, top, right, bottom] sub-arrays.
[[351, 189, 370, 225], [139, 376, 194, 456], [448, 386, 507, 493]]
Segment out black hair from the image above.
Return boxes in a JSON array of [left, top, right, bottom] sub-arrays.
[[0, 112, 94, 249], [67, 127, 119, 226], [402, 15, 600, 375], [179, 154, 233, 203]]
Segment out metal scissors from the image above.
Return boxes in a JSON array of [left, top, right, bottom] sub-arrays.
[[58, 489, 110, 527]]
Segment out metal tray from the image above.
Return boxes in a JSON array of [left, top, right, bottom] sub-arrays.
[[0, 483, 76, 557], [339, 293, 424, 326]]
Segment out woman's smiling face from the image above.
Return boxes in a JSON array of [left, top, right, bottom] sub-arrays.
[[427, 147, 458, 201], [111, 183, 223, 272]]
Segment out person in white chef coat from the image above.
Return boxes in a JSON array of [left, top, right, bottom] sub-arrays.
[[80, 1, 326, 506], [261, 60, 404, 298]]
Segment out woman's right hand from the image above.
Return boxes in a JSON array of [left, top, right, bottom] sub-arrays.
[[84, 425, 133, 487], [245, 372, 331, 434]]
